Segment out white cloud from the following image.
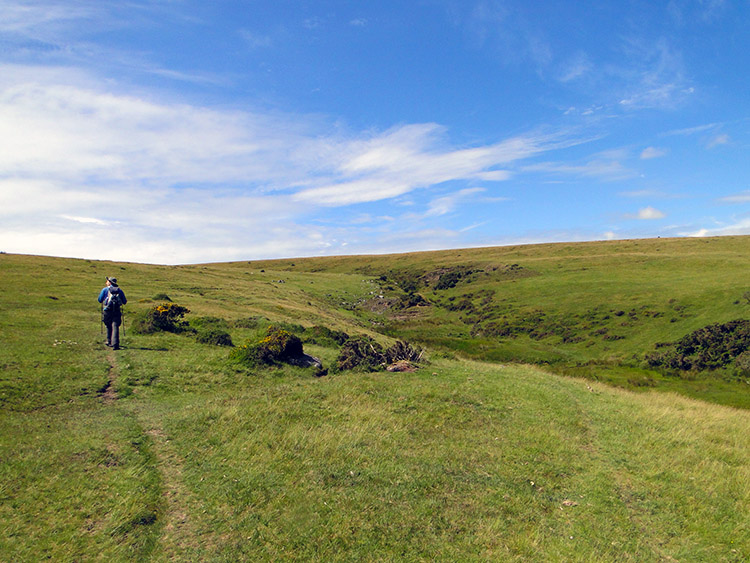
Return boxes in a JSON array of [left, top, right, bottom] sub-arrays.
[[662, 122, 719, 137], [294, 125, 565, 205], [0, 65, 584, 262], [558, 52, 592, 82], [626, 206, 666, 220], [475, 170, 511, 181], [423, 188, 486, 218], [525, 157, 635, 181], [616, 38, 692, 111], [707, 133, 730, 148], [239, 29, 273, 48], [718, 191, 750, 203], [640, 146, 667, 159], [0, 1, 97, 35], [683, 218, 750, 238], [60, 215, 111, 225]]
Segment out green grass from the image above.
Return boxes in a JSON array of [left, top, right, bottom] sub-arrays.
[[1, 240, 750, 560], [243, 236, 750, 407]]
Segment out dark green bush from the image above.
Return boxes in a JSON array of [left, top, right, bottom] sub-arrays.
[[733, 350, 750, 376], [337, 336, 386, 372], [646, 319, 750, 372], [394, 293, 429, 310], [336, 337, 424, 372], [230, 325, 304, 367], [131, 303, 190, 334]]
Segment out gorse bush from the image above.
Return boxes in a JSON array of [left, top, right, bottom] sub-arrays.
[[259, 326, 303, 358], [131, 302, 190, 334], [230, 325, 304, 367]]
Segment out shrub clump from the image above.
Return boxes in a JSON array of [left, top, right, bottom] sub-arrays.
[[131, 303, 190, 334], [230, 325, 305, 367], [735, 350, 750, 376], [336, 337, 424, 372], [646, 319, 750, 372], [337, 336, 386, 372], [385, 340, 424, 364]]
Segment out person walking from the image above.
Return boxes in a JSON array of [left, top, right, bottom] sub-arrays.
[[98, 276, 127, 350]]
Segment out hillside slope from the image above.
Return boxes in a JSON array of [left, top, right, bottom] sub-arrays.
[[1, 243, 749, 561], [240, 236, 750, 407]]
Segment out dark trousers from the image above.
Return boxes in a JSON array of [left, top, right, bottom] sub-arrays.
[[104, 317, 121, 349]]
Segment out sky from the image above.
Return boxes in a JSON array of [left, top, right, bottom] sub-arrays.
[[1, 0, 750, 264]]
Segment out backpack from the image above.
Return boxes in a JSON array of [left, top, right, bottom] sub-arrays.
[[103, 288, 123, 314]]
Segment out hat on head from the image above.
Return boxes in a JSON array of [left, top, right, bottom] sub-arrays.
[[107, 277, 118, 286]]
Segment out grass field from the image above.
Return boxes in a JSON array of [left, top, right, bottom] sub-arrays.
[[1, 238, 749, 561]]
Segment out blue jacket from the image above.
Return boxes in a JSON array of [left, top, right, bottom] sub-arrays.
[[98, 286, 127, 305]]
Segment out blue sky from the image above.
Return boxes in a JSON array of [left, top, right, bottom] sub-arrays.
[[1, 0, 749, 264]]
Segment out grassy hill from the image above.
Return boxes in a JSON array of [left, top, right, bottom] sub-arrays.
[[1, 238, 749, 561], [242, 235, 750, 409]]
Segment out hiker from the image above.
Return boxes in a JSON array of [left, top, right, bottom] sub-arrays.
[[98, 276, 127, 350]]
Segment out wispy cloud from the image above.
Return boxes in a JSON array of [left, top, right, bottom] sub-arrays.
[[662, 122, 720, 137], [619, 189, 683, 199], [423, 188, 487, 218], [558, 51, 592, 82], [718, 191, 750, 203], [293, 125, 569, 206], [707, 133, 730, 148], [616, 37, 692, 110], [524, 154, 635, 181], [0, 65, 583, 262], [0, 1, 97, 35], [239, 29, 273, 49], [640, 146, 668, 159]]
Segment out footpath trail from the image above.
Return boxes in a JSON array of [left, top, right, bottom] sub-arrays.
[[101, 349, 203, 560], [99, 351, 119, 404]]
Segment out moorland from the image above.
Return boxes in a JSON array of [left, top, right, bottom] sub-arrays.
[[1, 236, 749, 561]]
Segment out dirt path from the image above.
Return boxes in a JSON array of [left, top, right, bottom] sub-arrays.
[[144, 425, 203, 558], [100, 351, 203, 558], [99, 351, 118, 403]]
